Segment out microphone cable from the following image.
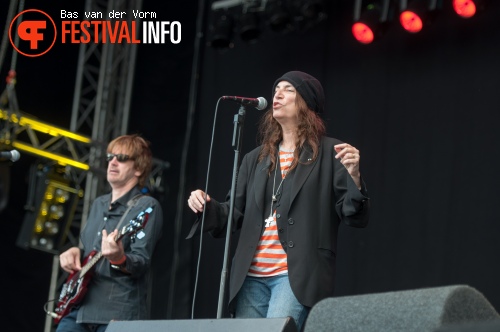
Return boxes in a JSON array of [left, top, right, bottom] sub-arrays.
[[191, 97, 223, 319], [43, 299, 59, 319]]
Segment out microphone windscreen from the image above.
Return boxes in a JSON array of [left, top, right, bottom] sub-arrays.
[[256, 97, 268, 110], [10, 150, 20, 162]]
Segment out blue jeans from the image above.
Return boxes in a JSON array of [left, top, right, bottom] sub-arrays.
[[235, 274, 310, 331], [55, 309, 108, 332]]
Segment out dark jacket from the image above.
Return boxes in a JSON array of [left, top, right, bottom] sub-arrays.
[[189, 136, 370, 310], [77, 187, 163, 324]]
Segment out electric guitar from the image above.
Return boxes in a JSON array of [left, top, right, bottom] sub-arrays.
[[52, 206, 153, 324]]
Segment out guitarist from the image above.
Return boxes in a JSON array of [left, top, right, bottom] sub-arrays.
[[56, 134, 163, 332]]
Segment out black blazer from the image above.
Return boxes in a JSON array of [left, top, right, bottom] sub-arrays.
[[189, 136, 370, 310]]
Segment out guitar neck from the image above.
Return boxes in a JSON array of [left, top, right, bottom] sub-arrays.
[[80, 251, 104, 276], [78, 208, 151, 277], [79, 233, 126, 276]]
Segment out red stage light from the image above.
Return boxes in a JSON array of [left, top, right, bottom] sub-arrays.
[[453, 0, 476, 18], [352, 22, 375, 44], [399, 10, 423, 33]]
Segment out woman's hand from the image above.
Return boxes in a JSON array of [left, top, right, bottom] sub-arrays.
[[334, 143, 361, 189], [187, 189, 211, 213]]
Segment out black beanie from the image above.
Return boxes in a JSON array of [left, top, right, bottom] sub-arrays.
[[272, 71, 325, 114]]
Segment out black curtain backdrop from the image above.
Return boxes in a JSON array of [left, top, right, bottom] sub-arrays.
[[188, 0, 500, 320], [1, 0, 500, 331]]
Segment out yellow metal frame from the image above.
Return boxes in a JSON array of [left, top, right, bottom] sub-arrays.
[[0, 108, 91, 170], [12, 142, 90, 170]]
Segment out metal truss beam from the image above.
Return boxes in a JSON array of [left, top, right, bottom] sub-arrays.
[[71, 0, 143, 230], [1, 0, 168, 329]]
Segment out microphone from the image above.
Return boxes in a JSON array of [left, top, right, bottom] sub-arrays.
[[221, 96, 268, 110], [0, 149, 21, 162]]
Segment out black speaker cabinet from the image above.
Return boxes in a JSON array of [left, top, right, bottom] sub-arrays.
[[304, 285, 499, 332], [106, 317, 297, 332], [434, 320, 500, 332]]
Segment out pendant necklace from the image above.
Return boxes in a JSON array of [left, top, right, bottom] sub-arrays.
[[265, 156, 287, 228]]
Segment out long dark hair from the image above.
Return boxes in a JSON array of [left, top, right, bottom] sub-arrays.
[[257, 93, 326, 174]]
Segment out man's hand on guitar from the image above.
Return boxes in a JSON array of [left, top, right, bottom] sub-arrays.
[[59, 247, 82, 273], [101, 229, 125, 262]]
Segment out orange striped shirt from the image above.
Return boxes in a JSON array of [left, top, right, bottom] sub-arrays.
[[248, 149, 293, 277]]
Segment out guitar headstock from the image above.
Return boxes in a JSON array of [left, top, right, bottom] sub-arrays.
[[117, 206, 154, 242]]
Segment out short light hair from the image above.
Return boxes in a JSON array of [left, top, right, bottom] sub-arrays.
[[107, 134, 152, 187]]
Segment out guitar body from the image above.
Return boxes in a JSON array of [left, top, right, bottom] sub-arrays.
[[53, 250, 98, 324], [50, 206, 152, 324]]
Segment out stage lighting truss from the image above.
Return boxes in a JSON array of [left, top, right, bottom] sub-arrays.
[[267, 0, 294, 32], [452, 0, 488, 18], [240, 5, 262, 43], [352, 0, 392, 44], [398, 0, 440, 33], [209, 11, 235, 48], [208, 0, 328, 49], [351, 0, 491, 44], [295, 0, 328, 30], [0, 107, 92, 171], [16, 163, 84, 254]]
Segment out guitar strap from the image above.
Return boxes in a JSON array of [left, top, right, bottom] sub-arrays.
[[114, 193, 146, 232], [92, 193, 146, 270], [92, 193, 145, 250]]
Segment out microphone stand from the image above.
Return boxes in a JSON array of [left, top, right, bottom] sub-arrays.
[[217, 105, 246, 318]]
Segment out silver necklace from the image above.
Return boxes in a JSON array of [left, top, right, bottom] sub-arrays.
[[265, 156, 288, 228]]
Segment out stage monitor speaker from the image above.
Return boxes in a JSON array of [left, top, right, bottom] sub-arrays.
[[303, 285, 499, 332], [106, 317, 297, 332], [434, 319, 500, 332]]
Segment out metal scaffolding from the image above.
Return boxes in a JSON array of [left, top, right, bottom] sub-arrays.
[[0, 0, 170, 330], [45, 0, 146, 330], [71, 0, 143, 230]]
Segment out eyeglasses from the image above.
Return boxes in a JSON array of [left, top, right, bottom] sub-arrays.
[[106, 153, 134, 162]]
